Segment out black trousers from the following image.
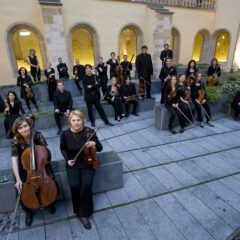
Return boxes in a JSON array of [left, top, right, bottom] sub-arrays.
[[48, 81, 57, 101], [66, 167, 94, 217], [4, 114, 19, 136], [139, 76, 151, 98], [99, 77, 108, 97], [74, 78, 83, 92], [54, 112, 66, 130], [233, 105, 240, 118], [111, 98, 124, 119], [193, 101, 211, 122], [165, 105, 185, 129], [178, 101, 194, 126], [31, 67, 41, 82], [86, 100, 109, 124], [124, 100, 138, 115], [25, 97, 38, 110]]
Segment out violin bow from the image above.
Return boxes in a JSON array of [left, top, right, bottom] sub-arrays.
[[176, 107, 195, 127]]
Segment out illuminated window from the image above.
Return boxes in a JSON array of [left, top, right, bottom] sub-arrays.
[[72, 28, 94, 65], [119, 28, 137, 62], [215, 32, 230, 62], [192, 33, 204, 62], [170, 32, 174, 50], [12, 29, 43, 71]]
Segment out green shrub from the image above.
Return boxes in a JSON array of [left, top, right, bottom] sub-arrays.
[[222, 77, 240, 96], [205, 86, 222, 105]]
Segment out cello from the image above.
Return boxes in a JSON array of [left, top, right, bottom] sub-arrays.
[[115, 56, 124, 85], [20, 126, 57, 209]]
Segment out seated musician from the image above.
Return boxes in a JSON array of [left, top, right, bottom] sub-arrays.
[[164, 76, 185, 134], [106, 77, 125, 121], [53, 80, 73, 135], [207, 58, 221, 86], [231, 91, 240, 121], [60, 110, 103, 230], [159, 58, 177, 104], [191, 73, 214, 128], [176, 74, 195, 133], [11, 116, 56, 227], [4, 91, 25, 138], [185, 59, 198, 81], [17, 67, 39, 112], [120, 55, 132, 78], [120, 76, 138, 118]]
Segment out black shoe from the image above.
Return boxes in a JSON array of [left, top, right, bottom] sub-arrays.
[[91, 122, 96, 127], [169, 129, 176, 134], [57, 129, 62, 135], [207, 122, 214, 127], [125, 113, 129, 118], [48, 204, 56, 214], [80, 218, 92, 230], [132, 113, 139, 116], [25, 211, 33, 227], [105, 122, 114, 126], [180, 128, 185, 133]]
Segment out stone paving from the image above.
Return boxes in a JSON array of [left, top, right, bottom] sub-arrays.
[[1, 98, 240, 239]]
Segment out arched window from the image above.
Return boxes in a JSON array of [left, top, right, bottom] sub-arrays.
[[192, 33, 204, 62], [170, 28, 180, 63], [215, 32, 230, 62], [12, 29, 43, 71], [72, 28, 94, 65], [119, 28, 137, 62]]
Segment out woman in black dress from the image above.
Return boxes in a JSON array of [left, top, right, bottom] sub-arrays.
[[60, 110, 103, 230], [17, 67, 39, 111], [106, 77, 124, 121], [11, 116, 56, 227], [185, 59, 198, 85], [44, 63, 57, 101], [28, 49, 41, 82], [4, 91, 25, 138], [106, 52, 119, 79]]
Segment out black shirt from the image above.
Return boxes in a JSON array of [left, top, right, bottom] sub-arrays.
[[208, 65, 221, 77], [120, 61, 132, 76], [73, 64, 85, 79], [6, 100, 25, 116], [106, 59, 119, 77], [135, 53, 153, 78], [95, 63, 108, 80], [120, 83, 137, 97], [60, 127, 103, 168], [17, 75, 33, 99], [191, 82, 205, 101], [185, 68, 198, 79], [44, 68, 56, 82], [160, 50, 173, 62], [164, 84, 178, 106], [159, 66, 177, 82], [57, 63, 69, 78], [53, 90, 73, 112]]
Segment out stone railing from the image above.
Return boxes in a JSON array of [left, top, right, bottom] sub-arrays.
[[128, 0, 216, 9]]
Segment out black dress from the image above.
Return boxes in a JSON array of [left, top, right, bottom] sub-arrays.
[[106, 85, 124, 119], [60, 127, 103, 217], [44, 68, 57, 101], [4, 101, 25, 137], [106, 59, 119, 79], [28, 56, 41, 82], [185, 68, 198, 80]]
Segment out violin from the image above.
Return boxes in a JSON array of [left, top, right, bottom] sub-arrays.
[[169, 89, 176, 100], [21, 127, 57, 209], [115, 56, 124, 84], [207, 68, 221, 86], [197, 82, 205, 103], [139, 77, 145, 98], [25, 85, 34, 99], [83, 146, 99, 170], [184, 87, 192, 104]]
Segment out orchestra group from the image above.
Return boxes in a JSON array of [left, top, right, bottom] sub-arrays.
[[0, 43, 240, 232]]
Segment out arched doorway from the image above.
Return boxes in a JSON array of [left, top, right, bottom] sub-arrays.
[[170, 27, 180, 64]]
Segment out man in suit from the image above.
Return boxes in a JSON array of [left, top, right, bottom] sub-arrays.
[[160, 43, 173, 66], [73, 59, 85, 93], [57, 58, 69, 79]]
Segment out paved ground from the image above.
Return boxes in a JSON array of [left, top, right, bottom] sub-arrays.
[[1, 94, 240, 240]]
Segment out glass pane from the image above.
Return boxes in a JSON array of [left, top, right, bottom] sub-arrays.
[[215, 32, 230, 62], [72, 28, 94, 66], [192, 33, 204, 62]]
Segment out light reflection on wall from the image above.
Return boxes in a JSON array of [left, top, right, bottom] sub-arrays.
[[12, 29, 43, 71], [215, 32, 230, 62], [192, 33, 204, 62], [119, 28, 137, 62], [72, 28, 94, 66]]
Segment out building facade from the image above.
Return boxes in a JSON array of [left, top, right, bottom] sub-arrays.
[[0, 0, 239, 85]]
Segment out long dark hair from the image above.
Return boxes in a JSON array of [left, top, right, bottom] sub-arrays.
[[12, 116, 31, 143], [210, 58, 219, 66], [187, 60, 197, 70], [6, 91, 20, 105], [18, 67, 28, 76]]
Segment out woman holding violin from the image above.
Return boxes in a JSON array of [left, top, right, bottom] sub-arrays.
[[11, 116, 56, 227], [164, 75, 185, 134], [207, 58, 221, 86], [191, 73, 214, 128], [60, 110, 103, 230], [106, 52, 119, 79]]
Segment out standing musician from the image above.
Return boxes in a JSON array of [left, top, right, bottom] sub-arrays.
[[44, 63, 57, 102], [60, 110, 102, 230], [28, 49, 41, 82], [73, 59, 85, 93], [17, 67, 39, 112], [57, 58, 69, 79], [207, 58, 221, 86], [176, 74, 195, 133], [159, 58, 177, 104], [106, 77, 125, 122], [4, 91, 25, 138], [120, 76, 138, 118], [95, 57, 108, 98], [160, 43, 173, 66], [53, 81, 73, 135], [120, 55, 133, 78], [83, 64, 113, 127], [135, 45, 153, 99], [185, 60, 198, 81], [164, 76, 185, 134], [191, 73, 214, 127], [11, 116, 56, 227], [106, 52, 119, 79], [231, 91, 240, 121]]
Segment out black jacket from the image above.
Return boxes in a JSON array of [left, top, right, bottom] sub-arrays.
[[159, 66, 177, 82], [120, 61, 132, 76], [231, 92, 240, 109], [120, 83, 137, 97], [160, 50, 173, 62], [73, 64, 85, 79], [106, 85, 122, 103], [53, 90, 73, 112], [135, 53, 153, 78], [83, 74, 101, 102], [208, 65, 221, 77], [57, 63, 69, 78], [95, 63, 108, 81]]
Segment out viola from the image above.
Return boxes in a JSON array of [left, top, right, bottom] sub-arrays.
[[83, 145, 99, 170]]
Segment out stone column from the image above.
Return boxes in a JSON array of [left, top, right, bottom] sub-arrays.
[[151, 7, 174, 78], [39, 0, 68, 75], [232, 25, 240, 71]]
